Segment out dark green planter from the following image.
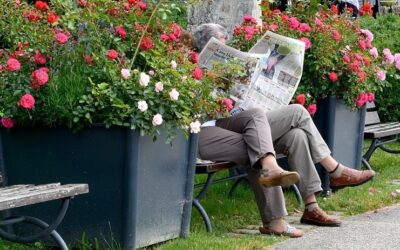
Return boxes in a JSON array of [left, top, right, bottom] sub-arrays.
[[313, 96, 366, 191], [0, 126, 198, 249]]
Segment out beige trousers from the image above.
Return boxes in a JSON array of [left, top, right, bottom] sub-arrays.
[[198, 104, 331, 224]]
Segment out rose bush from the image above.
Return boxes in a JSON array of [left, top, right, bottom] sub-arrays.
[[0, 0, 223, 142], [229, 3, 400, 112]]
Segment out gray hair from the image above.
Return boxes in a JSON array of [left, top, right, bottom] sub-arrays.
[[193, 23, 228, 51]]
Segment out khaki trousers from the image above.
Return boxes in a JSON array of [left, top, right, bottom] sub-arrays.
[[198, 104, 331, 223]]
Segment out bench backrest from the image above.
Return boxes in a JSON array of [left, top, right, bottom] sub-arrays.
[[365, 102, 381, 126]]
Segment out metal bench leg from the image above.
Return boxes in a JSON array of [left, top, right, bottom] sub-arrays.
[[193, 173, 215, 232], [362, 139, 378, 170], [290, 184, 303, 206], [0, 198, 70, 249]]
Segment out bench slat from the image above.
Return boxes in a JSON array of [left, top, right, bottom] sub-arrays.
[[364, 122, 400, 138], [0, 184, 89, 211]]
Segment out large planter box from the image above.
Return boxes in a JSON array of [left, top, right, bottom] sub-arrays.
[[0, 126, 198, 249], [313, 96, 366, 191]]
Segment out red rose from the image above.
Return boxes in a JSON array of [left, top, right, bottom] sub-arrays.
[[358, 40, 366, 50], [140, 36, 153, 50], [137, 1, 147, 10], [192, 67, 203, 80], [331, 5, 338, 14], [19, 93, 35, 109], [47, 12, 59, 24], [1, 118, 14, 128], [31, 67, 49, 86], [35, 1, 49, 11], [128, 0, 137, 4], [171, 23, 182, 38], [189, 52, 199, 64], [108, 8, 117, 16], [328, 72, 338, 82], [307, 104, 317, 115], [296, 94, 306, 106], [223, 98, 234, 110], [364, 58, 370, 66], [342, 55, 350, 63], [107, 49, 118, 60], [367, 92, 375, 102], [34, 52, 46, 65], [55, 33, 69, 44], [7, 58, 21, 71], [356, 93, 368, 108], [160, 34, 169, 42], [115, 25, 127, 39], [84, 54, 94, 65]]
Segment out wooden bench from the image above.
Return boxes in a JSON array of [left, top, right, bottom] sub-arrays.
[[193, 157, 302, 232], [363, 102, 400, 170], [0, 181, 88, 250]]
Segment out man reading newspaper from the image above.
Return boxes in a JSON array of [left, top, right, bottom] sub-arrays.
[[195, 23, 375, 237]]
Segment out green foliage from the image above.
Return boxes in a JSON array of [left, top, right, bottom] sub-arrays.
[[0, 0, 221, 141], [361, 14, 400, 122]]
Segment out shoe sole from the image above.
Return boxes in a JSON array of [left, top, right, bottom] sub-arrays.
[[330, 175, 374, 192], [258, 172, 300, 188], [300, 218, 341, 227]]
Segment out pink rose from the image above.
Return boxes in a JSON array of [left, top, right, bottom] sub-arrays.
[[356, 93, 368, 108], [315, 18, 323, 28], [223, 98, 234, 110], [160, 34, 169, 42], [169, 88, 179, 101], [299, 37, 311, 50], [192, 67, 203, 80], [376, 70, 386, 81], [296, 94, 306, 106], [19, 93, 35, 109], [357, 71, 367, 83], [55, 33, 69, 44], [396, 60, 400, 70], [328, 72, 338, 82], [369, 47, 378, 58], [332, 30, 341, 41], [140, 36, 153, 50], [307, 104, 317, 115], [1, 118, 14, 128], [243, 15, 257, 24], [152, 114, 163, 126], [7, 58, 21, 71], [342, 55, 350, 63], [137, 1, 147, 11], [107, 49, 119, 60], [367, 92, 375, 102], [297, 23, 311, 32], [288, 17, 299, 29], [155, 81, 164, 92], [358, 40, 366, 50], [269, 24, 279, 31], [34, 52, 46, 65], [31, 67, 49, 86], [121, 68, 130, 79]]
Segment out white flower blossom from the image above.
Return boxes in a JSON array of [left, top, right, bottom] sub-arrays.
[[139, 72, 150, 87], [190, 121, 201, 134], [152, 114, 163, 126], [137, 100, 148, 112], [171, 60, 177, 69], [169, 88, 179, 101], [155, 82, 164, 92], [121, 68, 131, 79]]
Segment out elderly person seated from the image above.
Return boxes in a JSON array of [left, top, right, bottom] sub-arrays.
[[192, 23, 375, 237]]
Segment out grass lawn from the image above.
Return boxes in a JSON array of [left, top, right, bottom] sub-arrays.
[[1, 140, 400, 249]]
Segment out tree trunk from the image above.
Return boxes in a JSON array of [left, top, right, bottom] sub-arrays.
[[187, 0, 261, 35]]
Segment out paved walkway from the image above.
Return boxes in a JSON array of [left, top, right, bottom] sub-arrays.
[[231, 204, 400, 250]]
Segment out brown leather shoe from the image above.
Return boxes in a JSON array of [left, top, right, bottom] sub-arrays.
[[258, 169, 300, 188], [300, 207, 341, 227], [329, 166, 375, 191]]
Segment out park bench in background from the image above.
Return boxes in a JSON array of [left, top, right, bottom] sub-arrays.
[[0, 180, 88, 250], [194, 156, 302, 232], [363, 102, 400, 170]]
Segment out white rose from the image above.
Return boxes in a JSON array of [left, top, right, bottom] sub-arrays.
[[121, 68, 131, 79], [152, 114, 163, 126], [155, 82, 164, 92], [148, 70, 155, 76], [169, 88, 179, 101], [171, 60, 177, 69], [190, 121, 201, 134], [139, 72, 150, 87], [137, 100, 148, 112]]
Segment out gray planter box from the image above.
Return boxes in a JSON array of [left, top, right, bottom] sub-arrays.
[[0, 126, 198, 249], [313, 96, 366, 191]]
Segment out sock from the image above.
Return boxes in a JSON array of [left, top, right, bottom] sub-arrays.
[[305, 201, 318, 211], [329, 163, 344, 178]]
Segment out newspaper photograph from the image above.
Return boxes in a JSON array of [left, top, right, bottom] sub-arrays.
[[199, 31, 305, 112]]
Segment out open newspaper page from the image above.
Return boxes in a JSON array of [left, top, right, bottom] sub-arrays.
[[198, 37, 260, 107], [245, 31, 306, 111]]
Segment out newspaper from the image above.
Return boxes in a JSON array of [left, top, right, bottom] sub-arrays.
[[199, 31, 305, 112]]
